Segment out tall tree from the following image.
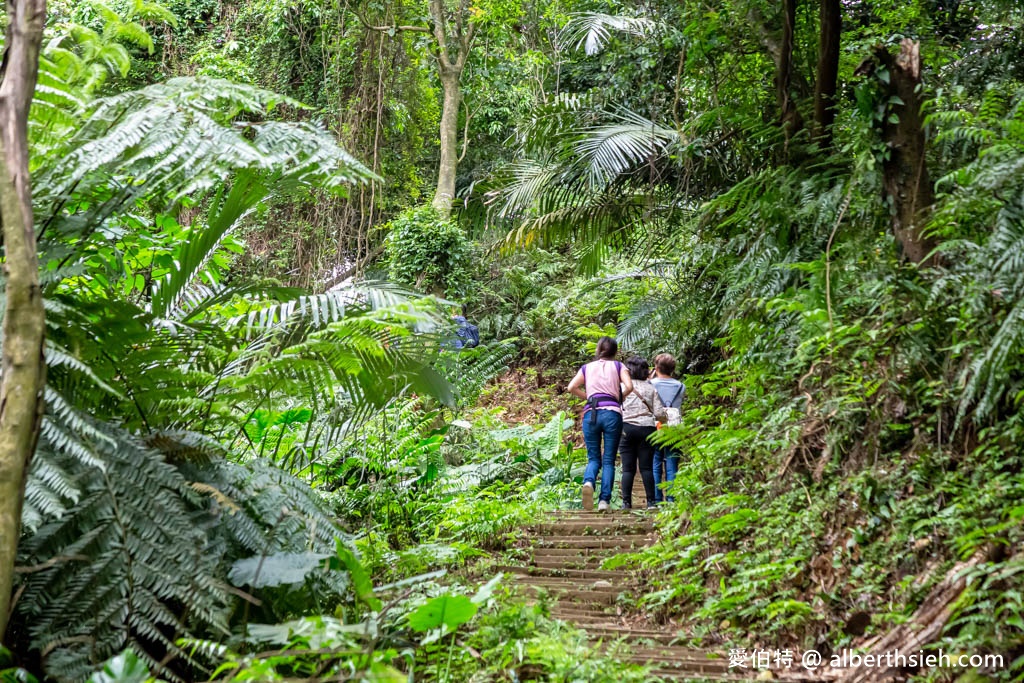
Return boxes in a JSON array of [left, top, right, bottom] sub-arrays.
[[356, 0, 478, 218], [427, 0, 476, 218], [813, 0, 841, 147], [0, 0, 47, 638]]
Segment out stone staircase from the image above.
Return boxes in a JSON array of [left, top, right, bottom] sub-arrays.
[[504, 477, 742, 681]]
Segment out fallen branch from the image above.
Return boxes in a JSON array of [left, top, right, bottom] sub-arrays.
[[835, 544, 996, 683]]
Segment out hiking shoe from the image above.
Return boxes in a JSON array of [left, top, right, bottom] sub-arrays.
[[582, 482, 594, 511], [598, 500, 610, 512]]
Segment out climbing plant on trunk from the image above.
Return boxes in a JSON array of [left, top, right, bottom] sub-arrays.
[[857, 39, 938, 265], [354, 0, 479, 219], [0, 0, 47, 640]]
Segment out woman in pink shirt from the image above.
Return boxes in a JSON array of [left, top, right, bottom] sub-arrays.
[[567, 337, 634, 511]]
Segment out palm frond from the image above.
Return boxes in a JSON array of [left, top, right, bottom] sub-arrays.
[[561, 12, 660, 56]]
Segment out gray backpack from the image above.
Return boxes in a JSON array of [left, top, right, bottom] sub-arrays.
[[663, 385, 684, 426]]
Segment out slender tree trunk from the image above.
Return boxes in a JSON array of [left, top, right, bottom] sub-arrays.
[[874, 39, 937, 265], [0, 0, 47, 638], [357, 1, 474, 220], [432, 67, 462, 218], [813, 0, 841, 147], [425, 0, 474, 220], [777, 0, 803, 140]]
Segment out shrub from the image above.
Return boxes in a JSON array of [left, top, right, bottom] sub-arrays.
[[384, 206, 472, 297]]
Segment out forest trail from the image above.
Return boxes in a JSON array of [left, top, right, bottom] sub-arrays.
[[501, 478, 735, 680], [502, 478, 825, 681]]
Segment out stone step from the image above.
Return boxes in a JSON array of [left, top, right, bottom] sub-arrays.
[[516, 584, 617, 605], [625, 646, 729, 667], [624, 658, 731, 676], [551, 508, 645, 516], [586, 626, 683, 644], [551, 509, 655, 519], [508, 505, 822, 683], [548, 604, 621, 617], [547, 605, 621, 619], [531, 558, 611, 571], [538, 512, 652, 519], [532, 534, 655, 549], [529, 520, 654, 535], [552, 614, 627, 627], [535, 515, 654, 525], [548, 610, 618, 622], [496, 564, 625, 580], [529, 547, 619, 558], [551, 613, 625, 626], [512, 576, 627, 596]]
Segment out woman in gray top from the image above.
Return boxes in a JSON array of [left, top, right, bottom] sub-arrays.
[[619, 356, 667, 509]]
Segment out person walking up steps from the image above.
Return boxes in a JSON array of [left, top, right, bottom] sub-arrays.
[[567, 337, 634, 511], [619, 356, 667, 510], [650, 353, 685, 504]]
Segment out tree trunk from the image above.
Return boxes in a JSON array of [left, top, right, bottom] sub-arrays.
[[813, 0, 841, 147], [875, 39, 937, 265], [777, 0, 803, 140], [432, 67, 461, 219], [0, 0, 47, 639]]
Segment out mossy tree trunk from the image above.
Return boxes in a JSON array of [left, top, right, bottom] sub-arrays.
[[434, 66, 462, 219], [874, 39, 937, 265], [0, 0, 47, 638]]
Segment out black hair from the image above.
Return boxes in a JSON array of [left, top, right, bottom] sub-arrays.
[[595, 336, 618, 359], [625, 356, 649, 380]]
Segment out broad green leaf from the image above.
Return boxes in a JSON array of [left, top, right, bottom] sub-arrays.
[[407, 594, 477, 632]]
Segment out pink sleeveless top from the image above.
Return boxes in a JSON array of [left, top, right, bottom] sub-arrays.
[[582, 359, 622, 414]]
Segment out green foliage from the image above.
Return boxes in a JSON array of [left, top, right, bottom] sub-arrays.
[[86, 651, 153, 683], [408, 594, 478, 633], [384, 206, 472, 298], [46, 0, 178, 94], [434, 342, 515, 411], [18, 427, 227, 680], [5, 19, 457, 683], [15, 1, 1024, 681]]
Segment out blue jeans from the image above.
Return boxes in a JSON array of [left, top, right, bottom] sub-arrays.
[[653, 448, 679, 503], [582, 409, 622, 503]]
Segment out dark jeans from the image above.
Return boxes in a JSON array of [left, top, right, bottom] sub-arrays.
[[582, 409, 623, 503], [619, 423, 656, 508], [653, 447, 679, 503]]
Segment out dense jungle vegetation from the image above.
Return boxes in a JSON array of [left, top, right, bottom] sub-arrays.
[[1, 0, 1023, 681]]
